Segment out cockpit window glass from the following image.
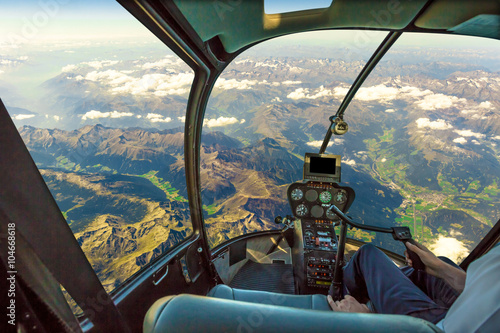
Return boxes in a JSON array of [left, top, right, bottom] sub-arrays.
[[341, 33, 500, 261], [202, 30, 388, 249], [2, 0, 193, 304]]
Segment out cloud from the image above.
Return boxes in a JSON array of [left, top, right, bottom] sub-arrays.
[[453, 129, 485, 139], [203, 116, 239, 127], [306, 138, 343, 148], [282, 80, 302, 85], [62, 64, 77, 72], [355, 84, 400, 101], [215, 78, 259, 90], [416, 118, 453, 130], [142, 56, 175, 69], [453, 137, 467, 144], [82, 60, 119, 69], [307, 141, 331, 148], [385, 109, 395, 113], [147, 113, 172, 123], [343, 159, 356, 166], [12, 114, 35, 120], [427, 235, 469, 263], [84, 70, 194, 96], [81, 110, 133, 120], [178, 116, 186, 123], [478, 101, 493, 109], [415, 93, 466, 110], [271, 97, 282, 102], [287, 86, 334, 100], [240, 119, 246, 124]]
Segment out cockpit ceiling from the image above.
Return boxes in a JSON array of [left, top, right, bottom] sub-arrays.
[[173, 0, 500, 54]]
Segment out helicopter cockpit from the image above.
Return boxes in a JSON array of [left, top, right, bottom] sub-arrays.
[[1, 1, 500, 333]]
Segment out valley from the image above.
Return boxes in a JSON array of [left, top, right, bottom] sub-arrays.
[[10, 47, 500, 290]]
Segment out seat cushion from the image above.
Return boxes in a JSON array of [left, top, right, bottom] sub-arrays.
[[144, 294, 443, 333], [207, 284, 331, 311]]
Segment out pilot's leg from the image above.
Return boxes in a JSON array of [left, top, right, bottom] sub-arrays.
[[400, 256, 462, 308], [343, 244, 448, 324]]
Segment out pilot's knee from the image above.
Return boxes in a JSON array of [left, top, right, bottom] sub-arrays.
[[356, 243, 379, 258]]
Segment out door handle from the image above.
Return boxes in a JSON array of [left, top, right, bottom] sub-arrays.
[[152, 265, 169, 286]]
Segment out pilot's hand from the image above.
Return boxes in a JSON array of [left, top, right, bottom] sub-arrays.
[[327, 295, 371, 313], [405, 241, 443, 277]]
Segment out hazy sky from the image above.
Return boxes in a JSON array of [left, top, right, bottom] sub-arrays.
[[1, 1, 498, 48]]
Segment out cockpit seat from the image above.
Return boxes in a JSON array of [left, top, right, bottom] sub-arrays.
[[207, 284, 331, 310], [143, 293, 442, 333]]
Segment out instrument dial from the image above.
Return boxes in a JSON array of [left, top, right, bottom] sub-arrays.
[[290, 188, 303, 201], [305, 189, 318, 202], [319, 191, 332, 203], [326, 207, 336, 220], [296, 204, 308, 217], [334, 190, 347, 204]]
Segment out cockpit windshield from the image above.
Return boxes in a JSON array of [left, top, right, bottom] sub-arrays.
[[202, 30, 500, 262]]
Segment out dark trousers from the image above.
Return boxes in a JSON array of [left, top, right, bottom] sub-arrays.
[[343, 244, 462, 324]]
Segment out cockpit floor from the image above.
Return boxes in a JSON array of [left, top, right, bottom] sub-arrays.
[[229, 261, 295, 294]]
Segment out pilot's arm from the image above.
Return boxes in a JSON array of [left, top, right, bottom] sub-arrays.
[[405, 241, 466, 293]]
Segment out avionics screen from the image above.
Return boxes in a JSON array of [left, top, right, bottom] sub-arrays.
[[310, 156, 337, 174], [303, 153, 341, 182]]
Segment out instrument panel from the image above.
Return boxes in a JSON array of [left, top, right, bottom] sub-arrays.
[[288, 182, 353, 220], [288, 181, 355, 291]]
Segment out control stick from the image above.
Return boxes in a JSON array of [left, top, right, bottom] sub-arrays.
[[391, 227, 425, 271]]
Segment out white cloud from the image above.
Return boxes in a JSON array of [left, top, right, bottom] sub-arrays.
[[82, 60, 119, 69], [142, 56, 175, 69], [493, 136, 500, 141], [178, 116, 186, 123], [427, 236, 469, 263], [53, 115, 61, 121], [271, 97, 282, 102], [416, 93, 466, 110], [203, 116, 239, 127], [62, 64, 77, 72], [287, 86, 334, 100], [385, 109, 395, 113], [453, 129, 485, 139], [82, 110, 133, 120], [136, 115, 142, 118], [355, 84, 399, 101], [453, 137, 467, 144], [146, 113, 172, 123], [215, 78, 259, 90], [478, 101, 493, 109], [343, 159, 356, 166], [282, 80, 301, 85], [307, 141, 331, 148], [240, 119, 246, 124], [416, 118, 453, 130], [472, 139, 480, 145], [84, 69, 193, 96], [12, 114, 35, 120]]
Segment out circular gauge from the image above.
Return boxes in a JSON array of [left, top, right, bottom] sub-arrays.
[[311, 205, 324, 218], [290, 188, 303, 201], [334, 190, 347, 204], [304, 230, 314, 238], [319, 191, 332, 203], [296, 204, 308, 217], [305, 189, 318, 202], [326, 208, 336, 220]]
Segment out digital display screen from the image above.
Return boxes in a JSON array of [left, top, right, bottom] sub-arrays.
[[310, 156, 337, 175], [303, 153, 341, 182], [315, 281, 331, 285]]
